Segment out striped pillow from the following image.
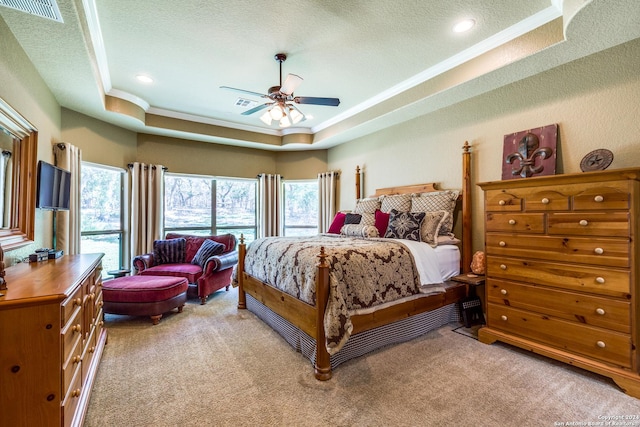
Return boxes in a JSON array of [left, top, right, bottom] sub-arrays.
[[153, 238, 186, 265], [191, 239, 226, 268]]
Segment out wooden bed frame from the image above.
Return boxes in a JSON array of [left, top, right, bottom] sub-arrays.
[[237, 142, 473, 380]]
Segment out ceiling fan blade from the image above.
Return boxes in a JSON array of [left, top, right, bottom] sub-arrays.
[[241, 103, 273, 116], [220, 86, 268, 99], [293, 96, 340, 107], [279, 74, 303, 95]]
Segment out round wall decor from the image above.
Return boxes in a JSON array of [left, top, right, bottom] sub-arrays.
[[580, 149, 613, 172]]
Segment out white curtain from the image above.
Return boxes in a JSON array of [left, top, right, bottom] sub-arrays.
[[318, 171, 338, 233], [129, 162, 164, 259], [258, 173, 282, 238], [0, 150, 11, 228], [54, 143, 82, 255]]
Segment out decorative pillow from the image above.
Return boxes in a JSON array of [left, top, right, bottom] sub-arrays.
[[360, 212, 375, 226], [374, 209, 390, 237], [380, 194, 412, 213], [344, 213, 362, 224], [437, 234, 461, 246], [153, 238, 186, 265], [354, 197, 381, 214], [384, 209, 425, 241], [411, 190, 459, 235], [341, 224, 379, 238], [327, 212, 347, 234], [191, 239, 226, 268], [419, 211, 448, 246]]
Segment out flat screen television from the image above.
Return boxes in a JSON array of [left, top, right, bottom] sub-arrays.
[[36, 160, 71, 210]]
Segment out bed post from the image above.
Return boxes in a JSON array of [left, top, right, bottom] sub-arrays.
[[461, 141, 472, 273], [314, 246, 332, 380], [237, 234, 246, 309], [355, 165, 361, 200]]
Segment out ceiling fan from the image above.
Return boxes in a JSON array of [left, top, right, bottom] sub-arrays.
[[220, 53, 340, 127]]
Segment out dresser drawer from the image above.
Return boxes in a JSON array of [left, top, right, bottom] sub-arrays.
[[485, 213, 545, 233], [62, 336, 82, 400], [573, 186, 630, 210], [62, 367, 82, 427], [61, 285, 83, 327], [486, 278, 630, 333], [548, 212, 629, 237], [523, 189, 570, 211], [486, 256, 630, 298], [485, 190, 523, 211], [62, 307, 83, 363], [485, 233, 630, 268], [487, 304, 631, 368]]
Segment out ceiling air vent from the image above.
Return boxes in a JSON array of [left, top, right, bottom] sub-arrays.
[[235, 98, 257, 108], [0, 0, 63, 23]]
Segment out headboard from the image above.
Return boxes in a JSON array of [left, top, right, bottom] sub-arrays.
[[354, 142, 472, 273]]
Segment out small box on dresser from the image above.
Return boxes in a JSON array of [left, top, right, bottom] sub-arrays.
[[0, 253, 106, 427], [478, 168, 640, 398]]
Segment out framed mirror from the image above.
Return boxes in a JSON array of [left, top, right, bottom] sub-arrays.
[[0, 97, 37, 250]]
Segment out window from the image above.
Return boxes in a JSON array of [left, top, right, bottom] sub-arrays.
[[164, 174, 257, 243], [283, 180, 318, 236], [80, 163, 125, 277]]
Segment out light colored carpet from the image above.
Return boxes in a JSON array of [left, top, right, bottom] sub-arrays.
[[86, 287, 640, 426]]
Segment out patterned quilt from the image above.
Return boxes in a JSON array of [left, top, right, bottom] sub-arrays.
[[235, 235, 445, 355]]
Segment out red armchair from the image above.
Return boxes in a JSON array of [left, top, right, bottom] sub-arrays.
[[133, 233, 238, 304]]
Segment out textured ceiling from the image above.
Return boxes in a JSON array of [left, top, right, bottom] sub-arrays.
[[1, 0, 639, 150]]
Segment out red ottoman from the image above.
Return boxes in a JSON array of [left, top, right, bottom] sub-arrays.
[[103, 275, 188, 325]]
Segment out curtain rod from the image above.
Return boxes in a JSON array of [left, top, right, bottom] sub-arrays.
[[127, 163, 168, 171]]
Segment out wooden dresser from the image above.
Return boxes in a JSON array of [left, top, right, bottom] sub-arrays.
[[0, 253, 106, 426], [478, 168, 640, 398]]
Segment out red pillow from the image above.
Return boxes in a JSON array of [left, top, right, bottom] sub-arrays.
[[374, 209, 390, 237], [327, 212, 347, 234]]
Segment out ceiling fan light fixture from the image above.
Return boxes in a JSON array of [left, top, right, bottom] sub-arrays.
[[269, 105, 284, 120], [289, 108, 304, 124], [279, 115, 291, 127], [260, 111, 273, 125]]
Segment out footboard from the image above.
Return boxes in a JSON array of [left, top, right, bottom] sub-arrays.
[[236, 237, 332, 380]]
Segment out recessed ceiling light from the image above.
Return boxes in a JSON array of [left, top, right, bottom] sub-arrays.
[[136, 75, 153, 83], [453, 19, 475, 33]]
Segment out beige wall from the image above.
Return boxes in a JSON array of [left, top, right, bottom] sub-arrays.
[[61, 108, 137, 168], [135, 133, 327, 179], [0, 18, 62, 263], [328, 38, 640, 253]]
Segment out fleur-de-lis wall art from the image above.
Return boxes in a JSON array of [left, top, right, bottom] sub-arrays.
[[501, 124, 558, 180]]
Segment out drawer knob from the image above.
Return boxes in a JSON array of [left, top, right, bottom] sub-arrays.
[[73, 355, 81, 364], [579, 219, 588, 226], [596, 341, 606, 348], [541, 197, 550, 204], [508, 219, 516, 225], [594, 195, 604, 203], [499, 200, 506, 206], [596, 308, 606, 315], [500, 315, 508, 321], [500, 264, 507, 270], [499, 241, 506, 247], [595, 277, 605, 284], [594, 247, 604, 255], [72, 324, 81, 333], [500, 289, 508, 295], [72, 388, 81, 398], [74, 297, 82, 306]]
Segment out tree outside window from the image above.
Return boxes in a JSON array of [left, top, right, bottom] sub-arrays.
[[283, 180, 318, 236], [80, 163, 125, 277]]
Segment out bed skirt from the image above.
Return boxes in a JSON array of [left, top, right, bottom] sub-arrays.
[[246, 293, 461, 370]]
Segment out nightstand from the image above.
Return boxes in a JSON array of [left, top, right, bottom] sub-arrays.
[[451, 273, 485, 328]]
